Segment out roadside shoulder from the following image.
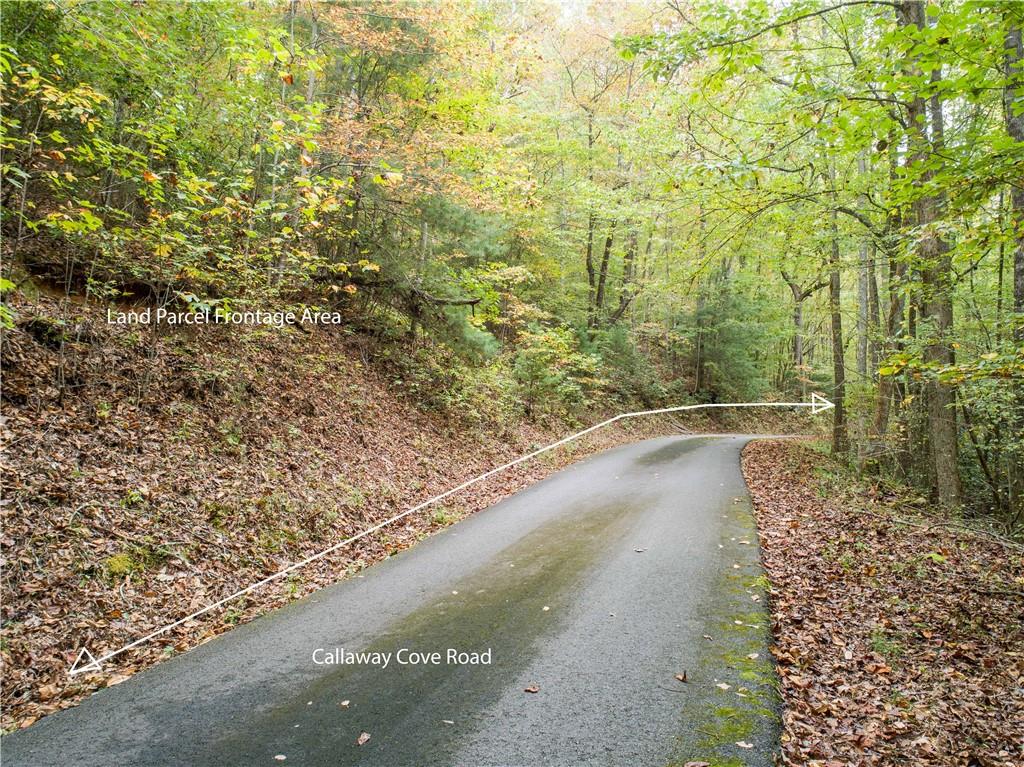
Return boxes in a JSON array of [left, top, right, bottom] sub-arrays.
[[741, 439, 1024, 767]]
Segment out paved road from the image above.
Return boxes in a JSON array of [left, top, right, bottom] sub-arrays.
[[5, 435, 780, 766]]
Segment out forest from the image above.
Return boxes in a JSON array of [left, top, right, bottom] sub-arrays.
[[2, 0, 1022, 523], [1, 1, 1023, 763]]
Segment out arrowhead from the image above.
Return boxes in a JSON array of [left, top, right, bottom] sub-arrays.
[[810, 393, 835, 414], [69, 647, 102, 676]]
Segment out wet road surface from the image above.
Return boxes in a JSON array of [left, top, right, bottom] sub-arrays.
[[5, 435, 780, 766]]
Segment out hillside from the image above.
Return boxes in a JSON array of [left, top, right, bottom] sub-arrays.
[[0, 289, 809, 731], [1, 0, 1023, 761]]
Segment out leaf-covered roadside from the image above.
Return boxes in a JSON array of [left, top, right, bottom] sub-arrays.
[[0, 294, 804, 733], [742, 440, 1024, 767], [0, 295, 660, 732]]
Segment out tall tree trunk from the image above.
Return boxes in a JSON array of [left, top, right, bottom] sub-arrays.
[[781, 270, 826, 398], [897, 0, 962, 507], [585, 211, 597, 321], [1003, 12, 1024, 517], [828, 181, 849, 455], [867, 240, 881, 375], [584, 112, 598, 326], [857, 238, 870, 381], [856, 156, 871, 382], [693, 205, 709, 393], [611, 224, 643, 323], [873, 133, 905, 439]]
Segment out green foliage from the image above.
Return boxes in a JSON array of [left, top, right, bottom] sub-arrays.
[[4, 0, 1023, 528], [103, 551, 141, 581], [588, 326, 666, 407], [513, 327, 603, 419]]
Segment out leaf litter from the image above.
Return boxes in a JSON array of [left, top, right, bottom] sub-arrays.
[[742, 439, 1023, 767]]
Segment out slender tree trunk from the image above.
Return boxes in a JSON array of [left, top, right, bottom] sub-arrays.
[[856, 156, 871, 381], [693, 207, 709, 393], [585, 211, 597, 316], [1003, 13, 1024, 517], [873, 133, 904, 439], [781, 270, 825, 398], [794, 300, 805, 397], [856, 238, 870, 380], [584, 112, 598, 326], [611, 224, 642, 323], [828, 164, 849, 454], [594, 221, 616, 315], [829, 222, 849, 454], [867, 240, 881, 375]]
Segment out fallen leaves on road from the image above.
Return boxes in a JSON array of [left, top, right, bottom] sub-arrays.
[[356, 732, 371, 746], [523, 684, 540, 693], [743, 439, 1024, 767]]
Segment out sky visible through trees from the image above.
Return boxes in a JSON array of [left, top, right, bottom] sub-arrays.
[[2, 0, 1022, 528]]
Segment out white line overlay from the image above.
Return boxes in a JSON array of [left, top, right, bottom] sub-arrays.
[[68, 393, 833, 675]]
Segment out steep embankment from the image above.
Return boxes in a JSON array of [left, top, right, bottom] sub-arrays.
[[2, 292, 645, 731], [1, 293, 804, 732]]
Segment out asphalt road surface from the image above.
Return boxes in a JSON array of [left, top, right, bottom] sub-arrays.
[[5, 435, 781, 766]]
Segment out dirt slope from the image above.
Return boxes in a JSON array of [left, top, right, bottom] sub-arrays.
[[0, 293, 675, 731]]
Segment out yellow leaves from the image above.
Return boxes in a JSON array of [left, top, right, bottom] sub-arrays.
[[154, 243, 172, 257], [300, 153, 315, 167], [280, 72, 294, 85], [372, 172, 403, 187], [356, 259, 380, 272], [342, 284, 358, 294], [142, 170, 159, 184]]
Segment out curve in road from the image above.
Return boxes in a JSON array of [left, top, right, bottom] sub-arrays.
[[5, 435, 780, 766]]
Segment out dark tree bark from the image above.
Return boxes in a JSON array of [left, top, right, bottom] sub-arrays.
[[593, 220, 617, 318], [585, 211, 596, 313], [827, 170, 849, 455], [611, 224, 645, 324], [584, 112, 598, 326]]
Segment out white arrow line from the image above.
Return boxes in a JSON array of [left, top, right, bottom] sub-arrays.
[[68, 393, 833, 675]]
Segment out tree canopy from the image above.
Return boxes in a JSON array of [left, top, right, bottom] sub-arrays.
[[2, 0, 1022, 528]]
